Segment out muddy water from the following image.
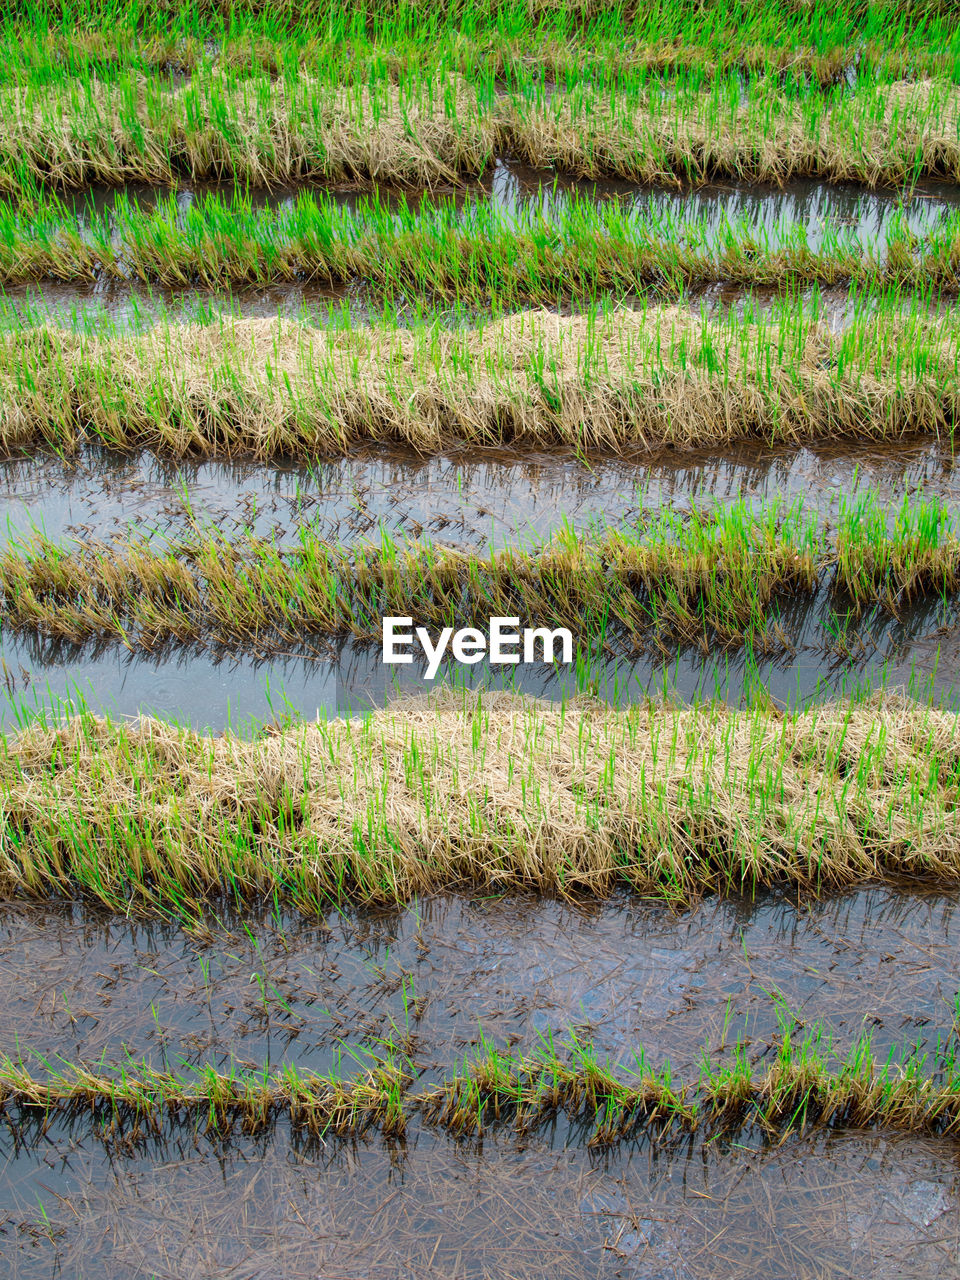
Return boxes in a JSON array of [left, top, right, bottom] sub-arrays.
[[2, 1122, 956, 1279], [0, 271, 887, 334], [0, 440, 957, 725], [0, 437, 956, 551], [0, 276, 366, 332], [0, 443, 650, 548], [0, 274, 933, 333], [1, 889, 959, 1277]]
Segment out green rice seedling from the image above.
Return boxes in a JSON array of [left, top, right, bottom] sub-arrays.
[[2, 0, 959, 92], [0, 60, 956, 191], [835, 489, 960, 605], [0, 489, 954, 656], [0, 185, 956, 296], [2, 0, 960, 95], [4, 1003, 960, 1142]]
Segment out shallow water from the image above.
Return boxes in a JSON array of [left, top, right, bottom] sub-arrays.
[[0, 437, 956, 551], [0, 273, 894, 334], [0, 593, 956, 730], [4, 165, 957, 330], [1, 886, 956, 1079], [1, 889, 959, 1278], [0, 437, 958, 726], [1, 1120, 956, 1279]]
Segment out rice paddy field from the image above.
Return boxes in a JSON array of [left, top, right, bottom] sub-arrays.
[[4, 0, 960, 1275]]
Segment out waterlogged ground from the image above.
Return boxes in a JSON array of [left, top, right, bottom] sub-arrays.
[[3, 157, 960, 1274], [1, 888, 957, 1079], [0, 605, 958, 729], [1, 889, 959, 1278], [0, 273, 902, 334], [0, 438, 959, 727], [2, 1121, 958, 1279], [0, 436, 956, 551]]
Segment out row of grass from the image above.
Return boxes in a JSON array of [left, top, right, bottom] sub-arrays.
[[0, 683, 959, 915], [0, 67, 956, 191], [4, 1011, 960, 1141], [0, 301, 956, 458], [0, 492, 953, 651], [3, 187, 960, 296], [2, 0, 959, 87]]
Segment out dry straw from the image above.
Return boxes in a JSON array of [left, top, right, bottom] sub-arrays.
[[2, 304, 958, 458], [0, 70, 958, 189], [0, 686, 959, 914]]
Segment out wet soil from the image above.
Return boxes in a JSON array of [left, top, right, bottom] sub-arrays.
[[1, 888, 959, 1277]]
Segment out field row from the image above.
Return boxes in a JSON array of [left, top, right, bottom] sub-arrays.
[[0, 492, 953, 651], [4, 188, 960, 295], [0, 304, 956, 458], [1, 685, 958, 914], [3, 0, 959, 86], [3, 1014, 960, 1142], [0, 71, 958, 190]]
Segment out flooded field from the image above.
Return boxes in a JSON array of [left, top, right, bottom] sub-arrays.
[[3, 0, 960, 1271], [0, 436, 955, 550], [0, 600, 957, 728], [2, 886, 957, 1081], [2, 889, 960, 1278], [2, 1119, 954, 1278], [3, 166, 960, 331], [0, 436, 958, 728]]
